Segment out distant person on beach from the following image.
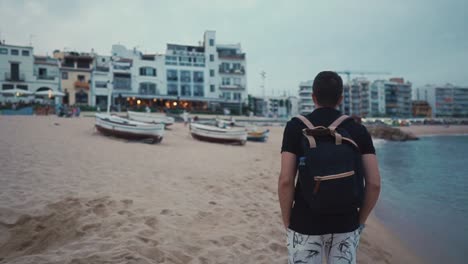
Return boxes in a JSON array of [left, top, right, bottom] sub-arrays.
[[182, 110, 189, 126], [278, 71, 381, 264]]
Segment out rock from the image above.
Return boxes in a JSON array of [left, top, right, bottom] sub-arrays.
[[365, 125, 419, 141]]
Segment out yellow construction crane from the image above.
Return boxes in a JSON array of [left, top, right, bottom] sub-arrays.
[[336, 70, 391, 83]]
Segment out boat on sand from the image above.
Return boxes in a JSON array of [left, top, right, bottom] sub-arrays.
[[95, 113, 165, 143], [127, 111, 175, 127], [189, 123, 247, 145]]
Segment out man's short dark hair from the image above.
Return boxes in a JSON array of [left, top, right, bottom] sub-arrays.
[[312, 71, 343, 107]]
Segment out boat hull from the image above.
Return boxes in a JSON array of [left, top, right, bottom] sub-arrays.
[[95, 114, 164, 143], [127, 111, 174, 127], [247, 129, 269, 142], [190, 123, 247, 145]]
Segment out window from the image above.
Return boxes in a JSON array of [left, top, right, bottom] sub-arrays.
[[210, 85, 215, 92], [223, 92, 231, 100], [181, 70, 191, 82], [61, 71, 68, 80], [181, 84, 191, 96], [193, 57, 205, 67], [77, 75, 85, 82], [209, 39, 215, 46], [165, 56, 178, 65], [193, 71, 204, 83], [95, 81, 107, 88], [210, 69, 215, 77], [139, 67, 156, 76], [193, 85, 204, 97], [233, 78, 241, 86], [2, 84, 14, 90], [220, 62, 230, 73], [179, 56, 191, 66], [0, 48, 7, 55], [11, 49, 19, 55], [139, 82, 157, 95], [113, 73, 131, 90], [22, 50, 30, 56], [233, 93, 242, 101], [233, 63, 241, 70], [16, 85, 28, 91], [222, 77, 231, 85], [167, 84, 178, 96], [167, 69, 178, 81], [209, 54, 214, 62], [75, 90, 88, 104]]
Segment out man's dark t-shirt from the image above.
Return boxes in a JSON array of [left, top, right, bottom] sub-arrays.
[[281, 107, 376, 235]]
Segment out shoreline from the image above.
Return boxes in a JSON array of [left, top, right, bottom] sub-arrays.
[[359, 213, 423, 264]]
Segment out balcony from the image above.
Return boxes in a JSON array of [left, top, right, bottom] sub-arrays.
[[218, 53, 246, 60], [74, 81, 90, 89], [62, 62, 75, 68], [218, 67, 245, 75], [113, 78, 132, 90], [37, 75, 56, 80], [95, 66, 110, 72], [4, 72, 25, 82], [219, 84, 245, 90]]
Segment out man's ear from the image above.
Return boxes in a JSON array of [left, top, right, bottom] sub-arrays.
[[312, 93, 318, 106], [337, 95, 344, 106]]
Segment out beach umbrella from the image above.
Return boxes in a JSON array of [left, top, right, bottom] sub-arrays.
[[35, 90, 65, 97], [0, 88, 33, 96]]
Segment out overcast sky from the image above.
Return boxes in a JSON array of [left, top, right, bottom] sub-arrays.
[[1, 0, 467, 96]]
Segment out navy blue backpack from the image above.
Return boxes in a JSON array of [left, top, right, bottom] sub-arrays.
[[295, 115, 365, 213]]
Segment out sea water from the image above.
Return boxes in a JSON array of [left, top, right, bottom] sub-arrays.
[[374, 135, 468, 264]]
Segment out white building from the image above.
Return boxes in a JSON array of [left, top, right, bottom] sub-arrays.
[[0, 43, 35, 102], [370, 78, 412, 117], [250, 95, 297, 117], [0, 43, 60, 103], [90, 31, 247, 113], [345, 78, 371, 117], [91, 54, 112, 109], [33, 55, 60, 102], [298, 80, 314, 115], [416, 84, 468, 118]]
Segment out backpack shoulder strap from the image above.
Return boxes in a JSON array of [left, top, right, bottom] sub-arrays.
[[295, 115, 316, 148], [295, 115, 314, 129], [328, 115, 350, 131], [328, 115, 360, 149]]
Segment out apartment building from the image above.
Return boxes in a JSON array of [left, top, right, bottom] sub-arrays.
[[53, 51, 94, 105], [416, 84, 468, 117], [370, 78, 412, 117]]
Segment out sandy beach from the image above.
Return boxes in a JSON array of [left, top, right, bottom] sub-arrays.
[[1, 116, 456, 263]]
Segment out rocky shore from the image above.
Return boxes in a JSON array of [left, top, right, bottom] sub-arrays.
[[365, 125, 419, 141]]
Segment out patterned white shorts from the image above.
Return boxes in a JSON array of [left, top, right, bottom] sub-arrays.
[[287, 228, 362, 264]]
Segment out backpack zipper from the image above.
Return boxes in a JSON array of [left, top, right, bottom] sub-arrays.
[[313, 170, 355, 194]]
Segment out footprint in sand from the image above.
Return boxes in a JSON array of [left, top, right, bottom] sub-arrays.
[[268, 242, 285, 253], [143, 216, 159, 229], [160, 209, 172, 215]]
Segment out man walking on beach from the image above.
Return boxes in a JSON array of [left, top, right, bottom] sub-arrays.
[[278, 71, 381, 264]]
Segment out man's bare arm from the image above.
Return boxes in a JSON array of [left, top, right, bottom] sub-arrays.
[[359, 154, 381, 224], [278, 152, 297, 229]]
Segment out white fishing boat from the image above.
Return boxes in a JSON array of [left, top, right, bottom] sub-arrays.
[[190, 123, 247, 145], [95, 113, 165, 143], [215, 118, 269, 142], [127, 111, 175, 127]]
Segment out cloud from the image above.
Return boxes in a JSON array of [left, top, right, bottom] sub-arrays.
[[1, 0, 467, 95]]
